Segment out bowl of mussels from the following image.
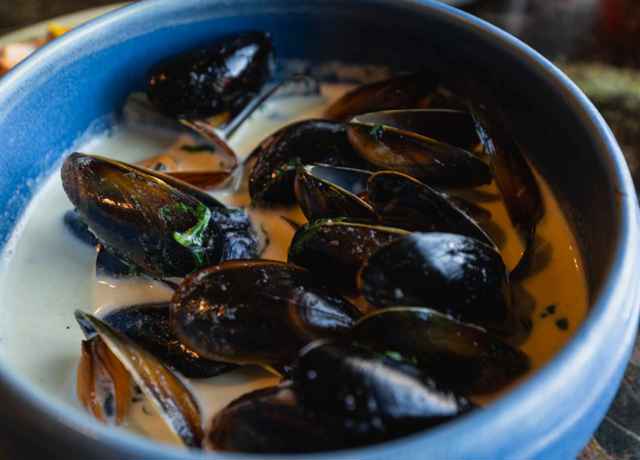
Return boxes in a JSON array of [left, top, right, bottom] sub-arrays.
[[0, 1, 637, 459]]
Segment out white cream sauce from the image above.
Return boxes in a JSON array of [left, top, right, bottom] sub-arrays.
[[0, 82, 588, 446]]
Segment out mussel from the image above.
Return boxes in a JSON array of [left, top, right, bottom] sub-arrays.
[[358, 232, 512, 335], [207, 383, 343, 453], [248, 119, 366, 205], [324, 72, 438, 121], [77, 335, 133, 425], [294, 164, 375, 222], [76, 312, 204, 447], [293, 164, 493, 247], [293, 340, 473, 445], [147, 31, 274, 119], [347, 110, 492, 187], [102, 303, 236, 378], [367, 171, 495, 247], [469, 102, 543, 278], [352, 307, 530, 394], [288, 219, 408, 292], [61, 153, 259, 277], [171, 260, 361, 369]]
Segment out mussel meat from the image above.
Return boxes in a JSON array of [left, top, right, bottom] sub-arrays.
[[288, 219, 408, 292], [171, 260, 361, 369], [76, 311, 204, 447], [147, 31, 274, 119], [61, 153, 259, 277], [248, 119, 367, 205], [358, 232, 512, 335], [347, 110, 492, 187], [352, 307, 530, 394]]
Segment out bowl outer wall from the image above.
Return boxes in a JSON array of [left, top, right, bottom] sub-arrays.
[[0, 1, 638, 459]]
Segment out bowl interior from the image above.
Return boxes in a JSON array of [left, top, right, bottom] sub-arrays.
[[0, 1, 633, 458]]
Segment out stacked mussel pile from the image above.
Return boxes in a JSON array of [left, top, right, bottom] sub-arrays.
[[65, 31, 541, 453]]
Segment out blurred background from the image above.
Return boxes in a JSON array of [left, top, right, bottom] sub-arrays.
[[0, 1, 638, 459]]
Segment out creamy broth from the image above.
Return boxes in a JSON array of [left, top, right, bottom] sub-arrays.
[[0, 83, 588, 446]]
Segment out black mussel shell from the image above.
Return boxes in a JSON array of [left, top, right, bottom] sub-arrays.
[[470, 102, 543, 279], [325, 72, 438, 121], [358, 233, 512, 335], [147, 31, 274, 119], [63, 209, 98, 246], [102, 303, 236, 378], [294, 164, 375, 222], [207, 383, 345, 453], [61, 153, 258, 277], [288, 219, 408, 292], [171, 260, 361, 368], [293, 341, 473, 445], [352, 307, 530, 394], [347, 110, 491, 187], [367, 171, 495, 247], [248, 119, 367, 205]]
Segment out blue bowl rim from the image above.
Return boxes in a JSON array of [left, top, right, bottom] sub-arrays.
[[0, 0, 638, 458]]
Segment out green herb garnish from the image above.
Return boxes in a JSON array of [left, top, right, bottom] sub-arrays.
[[172, 202, 212, 266], [369, 124, 385, 140]]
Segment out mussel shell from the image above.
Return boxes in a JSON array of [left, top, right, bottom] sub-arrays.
[[324, 72, 438, 121], [171, 260, 361, 367], [348, 110, 491, 187], [367, 171, 495, 247], [470, 102, 543, 279], [62, 153, 222, 277], [288, 219, 408, 292], [358, 232, 512, 334], [352, 307, 530, 394], [207, 383, 344, 453], [354, 109, 479, 151], [62, 154, 258, 277], [294, 164, 375, 222], [293, 340, 473, 444], [63, 209, 98, 246], [102, 303, 236, 378], [248, 119, 366, 205], [147, 31, 274, 119]]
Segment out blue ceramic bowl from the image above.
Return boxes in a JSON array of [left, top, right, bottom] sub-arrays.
[[0, 1, 638, 459]]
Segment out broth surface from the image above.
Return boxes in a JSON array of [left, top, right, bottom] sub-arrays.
[[0, 82, 588, 445]]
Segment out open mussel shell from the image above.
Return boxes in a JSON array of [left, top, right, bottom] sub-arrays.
[[367, 171, 495, 247], [77, 336, 133, 425], [470, 102, 543, 279], [352, 307, 530, 395], [147, 31, 274, 119], [102, 303, 236, 378], [76, 311, 204, 447], [347, 110, 492, 187], [207, 383, 343, 453], [288, 219, 408, 292], [294, 164, 375, 222], [61, 153, 258, 277], [171, 260, 361, 368], [358, 232, 512, 335], [248, 119, 367, 205], [293, 340, 473, 445], [324, 72, 438, 121]]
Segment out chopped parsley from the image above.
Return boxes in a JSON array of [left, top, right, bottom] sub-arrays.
[[169, 202, 212, 267], [369, 124, 386, 140]]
